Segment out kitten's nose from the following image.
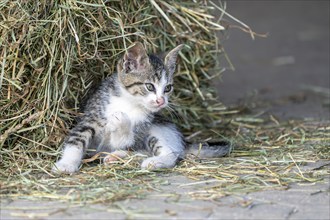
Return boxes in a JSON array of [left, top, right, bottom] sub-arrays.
[[156, 97, 165, 106]]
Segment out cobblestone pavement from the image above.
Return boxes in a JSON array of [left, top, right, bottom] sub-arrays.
[[1, 173, 329, 219]]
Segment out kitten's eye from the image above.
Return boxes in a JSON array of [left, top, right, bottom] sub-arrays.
[[145, 83, 155, 92], [164, 84, 172, 93]]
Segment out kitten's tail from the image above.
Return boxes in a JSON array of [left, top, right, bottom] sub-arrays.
[[184, 140, 232, 158]]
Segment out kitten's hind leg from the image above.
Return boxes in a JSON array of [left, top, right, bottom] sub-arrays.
[[141, 124, 184, 169]]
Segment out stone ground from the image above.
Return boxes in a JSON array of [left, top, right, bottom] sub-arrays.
[[1, 1, 329, 219], [1, 174, 329, 220]]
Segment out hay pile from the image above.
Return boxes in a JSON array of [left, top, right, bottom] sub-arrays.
[[0, 0, 229, 176]]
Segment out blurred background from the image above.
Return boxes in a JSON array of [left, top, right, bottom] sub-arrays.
[[216, 0, 329, 120]]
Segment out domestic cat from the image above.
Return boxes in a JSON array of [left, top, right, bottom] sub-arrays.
[[53, 42, 230, 174]]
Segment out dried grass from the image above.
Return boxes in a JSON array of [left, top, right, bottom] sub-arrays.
[[1, 117, 329, 204], [0, 0, 229, 173], [0, 0, 329, 205]]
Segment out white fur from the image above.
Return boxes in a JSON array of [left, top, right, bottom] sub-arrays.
[[157, 74, 168, 97], [144, 74, 169, 111], [104, 87, 149, 149], [52, 144, 83, 173], [106, 111, 134, 149], [106, 87, 148, 123], [141, 124, 184, 169]]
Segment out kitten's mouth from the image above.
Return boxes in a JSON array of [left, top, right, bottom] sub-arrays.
[[149, 103, 166, 112], [156, 103, 165, 108]]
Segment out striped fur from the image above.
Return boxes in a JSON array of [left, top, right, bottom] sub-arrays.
[[53, 42, 230, 174], [53, 42, 185, 173]]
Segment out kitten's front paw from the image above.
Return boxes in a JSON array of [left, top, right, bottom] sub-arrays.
[[108, 112, 131, 132], [103, 150, 129, 164], [141, 157, 176, 170], [52, 161, 79, 174]]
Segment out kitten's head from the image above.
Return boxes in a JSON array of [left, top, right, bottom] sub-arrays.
[[117, 42, 184, 112]]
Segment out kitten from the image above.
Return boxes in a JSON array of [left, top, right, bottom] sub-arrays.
[[53, 42, 230, 174]]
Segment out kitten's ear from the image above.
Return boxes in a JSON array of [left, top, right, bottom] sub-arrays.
[[117, 42, 150, 74], [164, 44, 185, 76]]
